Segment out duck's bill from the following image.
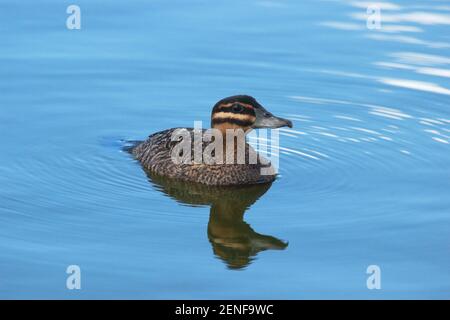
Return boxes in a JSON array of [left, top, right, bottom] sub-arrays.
[[253, 108, 293, 129]]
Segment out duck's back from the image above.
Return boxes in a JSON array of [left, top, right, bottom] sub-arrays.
[[131, 128, 276, 186]]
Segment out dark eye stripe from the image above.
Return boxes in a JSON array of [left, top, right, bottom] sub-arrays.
[[217, 105, 255, 115], [212, 118, 254, 127]]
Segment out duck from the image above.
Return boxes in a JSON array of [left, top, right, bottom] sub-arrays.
[[131, 95, 293, 186]]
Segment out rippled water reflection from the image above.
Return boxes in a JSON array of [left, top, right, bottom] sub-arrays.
[[0, 0, 449, 298]]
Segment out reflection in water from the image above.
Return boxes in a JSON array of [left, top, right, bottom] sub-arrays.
[[146, 171, 288, 269]]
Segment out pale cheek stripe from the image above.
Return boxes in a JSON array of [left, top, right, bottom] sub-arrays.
[[212, 112, 256, 121]]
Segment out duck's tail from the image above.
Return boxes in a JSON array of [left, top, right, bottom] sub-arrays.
[[121, 140, 142, 154]]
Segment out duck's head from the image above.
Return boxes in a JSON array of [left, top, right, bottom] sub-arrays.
[[211, 95, 293, 133]]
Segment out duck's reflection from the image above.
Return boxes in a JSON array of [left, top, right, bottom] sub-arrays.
[[146, 171, 288, 269]]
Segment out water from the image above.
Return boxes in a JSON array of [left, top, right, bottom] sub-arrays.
[[0, 0, 449, 299]]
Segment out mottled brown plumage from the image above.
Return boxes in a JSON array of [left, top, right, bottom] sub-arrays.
[[132, 128, 275, 185], [131, 95, 293, 186]]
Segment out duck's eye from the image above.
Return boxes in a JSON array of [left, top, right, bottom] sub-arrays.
[[232, 104, 244, 113]]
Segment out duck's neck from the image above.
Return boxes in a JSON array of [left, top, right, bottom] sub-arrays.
[[211, 125, 251, 153]]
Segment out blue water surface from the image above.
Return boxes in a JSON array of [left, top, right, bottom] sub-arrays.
[[0, 0, 449, 299]]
